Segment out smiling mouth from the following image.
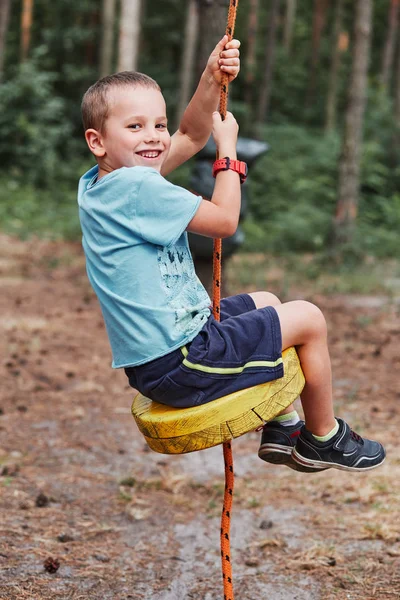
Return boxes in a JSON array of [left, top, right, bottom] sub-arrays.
[[136, 151, 162, 159]]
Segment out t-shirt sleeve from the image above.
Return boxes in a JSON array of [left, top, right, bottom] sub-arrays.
[[134, 170, 202, 247]]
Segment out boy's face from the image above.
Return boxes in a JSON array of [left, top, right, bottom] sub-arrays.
[[94, 86, 171, 174]]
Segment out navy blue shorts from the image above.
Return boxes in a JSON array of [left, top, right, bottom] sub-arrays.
[[125, 293, 283, 408]]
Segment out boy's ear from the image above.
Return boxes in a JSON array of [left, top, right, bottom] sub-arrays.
[[85, 128, 106, 157]]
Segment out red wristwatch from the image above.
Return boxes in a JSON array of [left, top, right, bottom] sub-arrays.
[[212, 157, 248, 184]]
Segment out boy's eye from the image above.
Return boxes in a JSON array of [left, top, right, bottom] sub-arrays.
[[128, 124, 141, 130], [156, 123, 168, 129]]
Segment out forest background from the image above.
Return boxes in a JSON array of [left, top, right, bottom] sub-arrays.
[[1, 0, 400, 268], [2, 5, 400, 597]]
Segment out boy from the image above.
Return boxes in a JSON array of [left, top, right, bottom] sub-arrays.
[[78, 37, 385, 473]]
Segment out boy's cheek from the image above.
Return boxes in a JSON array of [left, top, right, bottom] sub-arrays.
[[163, 142, 171, 159]]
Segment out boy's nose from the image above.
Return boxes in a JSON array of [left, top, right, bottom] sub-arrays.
[[144, 127, 160, 143]]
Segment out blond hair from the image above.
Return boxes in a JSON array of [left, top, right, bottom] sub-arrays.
[[81, 71, 161, 132]]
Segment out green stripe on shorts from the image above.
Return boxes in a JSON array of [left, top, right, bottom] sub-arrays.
[[180, 346, 283, 375]]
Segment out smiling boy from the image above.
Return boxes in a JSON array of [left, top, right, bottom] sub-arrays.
[[83, 75, 171, 175], [78, 38, 385, 473]]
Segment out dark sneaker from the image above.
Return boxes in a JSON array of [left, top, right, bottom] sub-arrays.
[[292, 418, 386, 472], [258, 420, 322, 472]]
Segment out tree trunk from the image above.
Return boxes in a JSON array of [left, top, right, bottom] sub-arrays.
[[196, 0, 229, 83], [86, 9, 100, 67], [334, 0, 372, 247], [0, 0, 10, 81], [100, 0, 117, 77], [283, 0, 296, 53], [176, 0, 199, 127], [118, 0, 142, 72], [394, 12, 400, 152], [256, 0, 281, 128], [192, 0, 232, 294], [20, 0, 34, 62], [244, 0, 259, 117], [305, 0, 330, 110], [380, 0, 399, 90], [325, 0, 344, 132]]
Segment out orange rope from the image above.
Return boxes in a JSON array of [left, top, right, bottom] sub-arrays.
[[213, 2, 239, 599]]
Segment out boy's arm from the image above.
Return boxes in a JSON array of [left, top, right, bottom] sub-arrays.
[[161, 36, 240, 176], [187, 111, 241, 239]]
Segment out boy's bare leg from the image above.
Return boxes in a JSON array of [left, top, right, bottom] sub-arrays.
[[248, 292, 297, 416], [251, 292, 385, 471], [249, 292, 336, 437]]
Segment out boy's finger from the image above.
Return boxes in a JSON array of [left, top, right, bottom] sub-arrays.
[[219, 58, 240, 67], [220, 66, 239, 75], [214, 35, 229, 53], [220, 49, 240, 60], [225, 39, 241, 49]]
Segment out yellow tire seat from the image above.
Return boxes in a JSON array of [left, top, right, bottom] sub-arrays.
[[131, 347, 305, 454]]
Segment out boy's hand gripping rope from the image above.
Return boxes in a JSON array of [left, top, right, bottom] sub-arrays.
[[213, 2, 239, 599]]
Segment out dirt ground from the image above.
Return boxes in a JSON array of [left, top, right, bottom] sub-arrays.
[[1, 234, 399, 600]]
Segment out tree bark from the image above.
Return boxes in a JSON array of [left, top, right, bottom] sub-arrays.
[[176, 0, 199, 127], [325, 0, 344, 132], [244, 0, 259, 113], [394, 12, 400, 149], [380, 0, 399, 91], [334, 0, 372, 246], [192, 0, 232, 294], [283, 0, 296, 53], [305, 0, 330, 110], [100, 0, 117, 77], [20, 0, 34, 62], [256, 0, 281, 128], [0, 0, 10, 81], [196, 0, 229, 82], [86, 9, 100, 67], [118, 0, 142, 72]]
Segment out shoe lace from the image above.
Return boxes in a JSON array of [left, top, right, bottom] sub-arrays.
[[350, 430, 363, 444]]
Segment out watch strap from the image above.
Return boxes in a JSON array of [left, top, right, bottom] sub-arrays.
[[212, 157, 248, 183]]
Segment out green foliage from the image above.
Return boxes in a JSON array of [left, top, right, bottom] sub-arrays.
[[140, 0, 186, 116], [0, 51, 73, 187], [243, 125, 340, 253], [0, 176, 81, 240], [1, 0, 400, 266], [243, 108, 400, 259]]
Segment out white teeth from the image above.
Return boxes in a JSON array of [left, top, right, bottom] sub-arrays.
[[139, 151, 160, 158]]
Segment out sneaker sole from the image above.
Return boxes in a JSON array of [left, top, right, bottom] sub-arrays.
[[292, 449, 386, 472], [259, 444, 324, 473], [258, 443, 292, 464]]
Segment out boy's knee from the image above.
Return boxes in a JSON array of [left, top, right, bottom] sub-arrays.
[[250, 291, 281, 309], [301, 301, 327, 339]]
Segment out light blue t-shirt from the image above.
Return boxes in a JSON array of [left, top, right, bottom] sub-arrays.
[[78, 165, 211, 368]]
